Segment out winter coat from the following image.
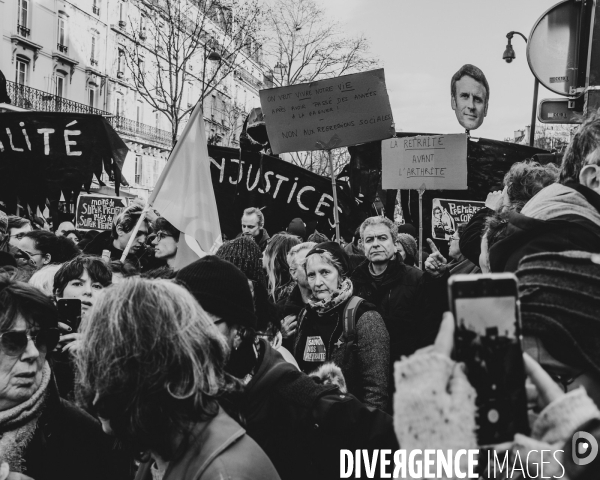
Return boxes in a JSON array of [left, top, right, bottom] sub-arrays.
[[244, 339, 398, 480], [292, 298, 389, 410], [22, 379, 132, 480], [351, 255, 439, 363], [489, 182, 600, 272], [135, 407, 280, 480], [82, 230, 157, 270], [236, 228, 270, 251]]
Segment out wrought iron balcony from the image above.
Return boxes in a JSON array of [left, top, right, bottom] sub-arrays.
[[91, 58, 99, 66], [17, 24, 30, 37], [57, 43, 68, 54], [93, 6, 100, 14], [235, 67, 262, 89], [118, 20, 126, 28], [5, 80, 172, 147]]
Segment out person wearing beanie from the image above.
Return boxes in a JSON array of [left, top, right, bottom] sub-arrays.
[[351, 216, 438, 370], [176, 255, 398, 480], [292, 241, 390, 411], [395, 233, 417, 266], [286, 217, 307, 241], [216, 236, 267, 288]]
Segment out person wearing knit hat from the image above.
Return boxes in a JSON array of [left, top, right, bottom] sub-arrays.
[[216, 236, 267, 288], [292, 241, 390, 410], [517, 251, 600, 407], [395, 233, 417, 266], [286, 217, 307, 241], [177, 254, 399, 480]]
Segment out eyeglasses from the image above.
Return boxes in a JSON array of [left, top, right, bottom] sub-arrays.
[[155, 231, 173, 241], [0, 328, 60, 357]]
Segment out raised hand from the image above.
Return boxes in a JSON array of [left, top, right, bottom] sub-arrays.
[[424, 238, 448, 278]]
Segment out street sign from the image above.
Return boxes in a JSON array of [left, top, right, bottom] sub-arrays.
[[538, 98, 582, 124], [527, 0, 582, 96]]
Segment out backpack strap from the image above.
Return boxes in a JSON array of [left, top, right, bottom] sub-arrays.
[[342, 296, 364, 339]]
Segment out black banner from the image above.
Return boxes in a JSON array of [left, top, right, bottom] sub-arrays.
[[0, 112, 127, 213], [207, 146, 363, 240]]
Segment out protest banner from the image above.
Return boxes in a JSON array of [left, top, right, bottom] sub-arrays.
[[431, 198, 485, 240], [75, 194, 128, 231], [260, 69, 394, 155], [381, 134, 468, 190], [206, 145, 363, 241], [0, 113, 128, 215]]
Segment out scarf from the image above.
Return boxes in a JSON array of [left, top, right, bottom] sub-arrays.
[[0, 362, 51, 472], [308, 278, 353, 316]]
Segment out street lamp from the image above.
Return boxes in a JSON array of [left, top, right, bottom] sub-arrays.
[[273, 61, 287, 86], [503, 31, 538, 148]]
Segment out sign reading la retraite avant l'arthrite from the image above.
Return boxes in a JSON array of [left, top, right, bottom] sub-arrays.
[[259, 69, 394, 154], [381, 134, 468, 190]]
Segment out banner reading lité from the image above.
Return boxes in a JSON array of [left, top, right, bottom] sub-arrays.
[[431, 198, 485, 240], [75, 194, 128, 231], [381, 134, 468, 190], [259, 69, 394, 154]]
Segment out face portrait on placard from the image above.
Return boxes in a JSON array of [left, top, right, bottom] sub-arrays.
[[451, 64, 489, 131]]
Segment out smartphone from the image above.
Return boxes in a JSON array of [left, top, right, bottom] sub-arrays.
[[448, 273, 529, 445], [57, 299, 82, 331]]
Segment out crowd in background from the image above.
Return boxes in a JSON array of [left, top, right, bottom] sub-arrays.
[[1, 113, 600, 479]]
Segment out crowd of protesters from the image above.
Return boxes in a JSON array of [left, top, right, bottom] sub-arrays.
[[0, 112, 600, 479]]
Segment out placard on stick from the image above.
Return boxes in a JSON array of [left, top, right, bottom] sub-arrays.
[[431, 198, 485, 240], [260, 69, 394, 154], [381, 134, 468, 190], [75, 194, 128, 231]]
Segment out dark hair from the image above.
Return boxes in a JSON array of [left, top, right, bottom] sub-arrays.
[[263, 233, 301, 302], [451, 64, 489, 105], [109, 260, 140, 278], [503, 160, 559, 212], [307, 231, 328, 244], [75, 278, 240, 460], [559, 110, 600, 184], [154, 217, 180, 242], [23, 230, 81, 264], [7, 215, 31, 232], [53, 255, 112, 297], [62, 229, 82, 242], [456, 222, 468, 238], [0, 273, 58, 331], [112, 204, 147, 239]]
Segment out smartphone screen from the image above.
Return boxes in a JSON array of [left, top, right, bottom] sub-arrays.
[[450, 275, 529, 445], [57, 299, 82, 331]]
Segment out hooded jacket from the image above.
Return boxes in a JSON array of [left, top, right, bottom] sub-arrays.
[[351, 255, 438, 363], [292, 299, 389, 411], [243, 339, 398, 480], [489, 182, 600, 272]]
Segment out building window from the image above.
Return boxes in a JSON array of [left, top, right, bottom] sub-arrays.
[[139, 15, 147, 39], [54, 73, 66, 98], [92, 0, 100, 15], [136, 102, 142, 123], [91, 35, 98, 65], [88, 87, 96, 108], [119, 1, 126, 26], [115, 94, 124, 116], [134, 155, 142, 184], [117, 49, 124, 77], [17, 0, 30, 36], [15, 58, 29, 85], [57, 15, 68, 53]]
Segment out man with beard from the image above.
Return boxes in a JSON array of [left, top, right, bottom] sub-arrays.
[[176, 256, 397, 480]]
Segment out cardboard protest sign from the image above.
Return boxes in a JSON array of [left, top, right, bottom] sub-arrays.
[[431, 198, 485, 240], [381, 134, 468, 190], [0, 112, 128, 213], [75, 194, 128, 231], [207, 145, 363, 240], [259, 69, 394, 154]]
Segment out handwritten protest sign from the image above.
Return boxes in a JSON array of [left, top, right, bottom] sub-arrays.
[[259, 69, 394, 154], [381, 134, 468, 190], [75, 194, 128, 231], [431, 198, 485, 240]]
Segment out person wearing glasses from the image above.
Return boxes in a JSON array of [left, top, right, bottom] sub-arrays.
[[19, 231, 81, 270], [0, 274, 130, 480], [151, 217, 180, 269]]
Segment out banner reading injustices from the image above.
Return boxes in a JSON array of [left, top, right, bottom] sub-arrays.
[[207, 145, 361, 240], [75, 194, 128, 231], [259, 69, 394, 154], [431, 198, 485, 240], [0, 112, 128, 213]]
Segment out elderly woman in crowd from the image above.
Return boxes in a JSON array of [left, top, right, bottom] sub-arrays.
[[0, 274, 130, 480], [292, 241, 390, 410], [75, 278, 280, 480]]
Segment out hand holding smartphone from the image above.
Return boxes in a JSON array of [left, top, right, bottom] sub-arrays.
[[57, 298, 82, 332], [448, 273, 530, 445]]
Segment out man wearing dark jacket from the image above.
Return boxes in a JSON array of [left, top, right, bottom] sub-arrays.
[[489, 114, 600, 272], [237, 207, 270, 251], [176, 256, 398, 480], [351, 216, 438, 363]]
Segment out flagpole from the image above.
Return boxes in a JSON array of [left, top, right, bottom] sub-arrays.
[[119, 205, 151, 263], [327, 148, 341, 243]]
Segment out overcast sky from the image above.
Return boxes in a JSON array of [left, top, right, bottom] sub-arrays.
[[320, 0, 560, 141]]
